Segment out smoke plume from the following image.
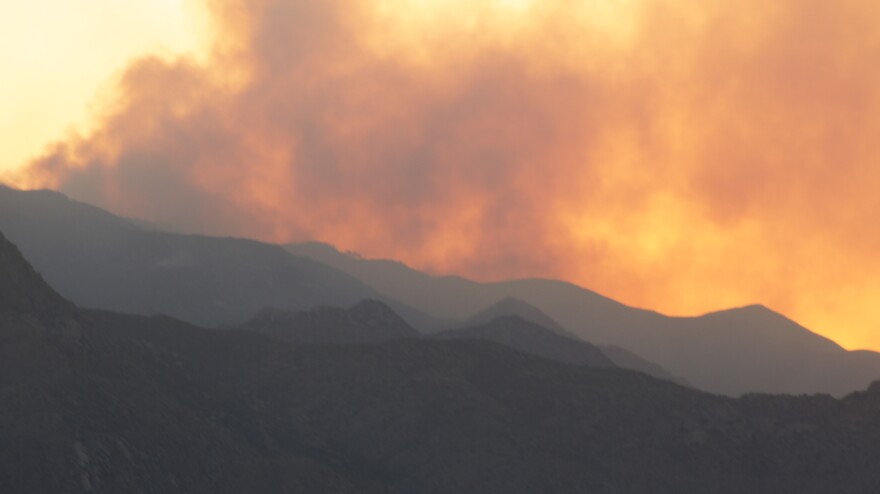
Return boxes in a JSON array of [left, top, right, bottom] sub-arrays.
[[14, 0, 880, 348]]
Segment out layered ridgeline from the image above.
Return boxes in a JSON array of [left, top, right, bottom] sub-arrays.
[[434, 315, 615, 369], [242, 298, 617, 371], [0, 185, 442, 330], [5, 229, 880, 492], [288, 242, 880, 396], [453, 298, 688, 385], [242, 298, 629, 373], [242, 299, 419, 344], [0, 185, 664, 380], [4, 184, 878, 396]]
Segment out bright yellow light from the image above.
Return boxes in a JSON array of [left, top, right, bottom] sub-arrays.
[[0, 0, 206, 176], [494, 0, 533, 12]]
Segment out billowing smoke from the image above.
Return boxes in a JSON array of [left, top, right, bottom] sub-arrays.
[[14, 0, 880, 349]]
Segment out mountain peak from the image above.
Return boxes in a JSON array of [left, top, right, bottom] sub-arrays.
[[493, 296, 538, 310], [707, 303, 777, 317], [697, 303, 799, 329], [466, 296, 569, 336], [437, 315, 615, 368], [287, 241, 344, 258], [736, 303, 774, 314]]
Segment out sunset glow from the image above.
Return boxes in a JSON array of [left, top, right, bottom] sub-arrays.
[[5, 0, 880, 350]]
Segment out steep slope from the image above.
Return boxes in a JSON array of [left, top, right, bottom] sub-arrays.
[[288, 242, 880, 396], [0, 230, 73, 322], [242, 299, 418, 344], [0, 186, 440, 330], [599, 346, 690, 387], [0, 230, 81, 392], [434, 315, 615, 368], [461, 297, 686, 384], [5, 231, 880, 492]]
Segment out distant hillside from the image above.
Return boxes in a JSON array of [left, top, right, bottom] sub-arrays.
[[5, 185, 879, 396], [459, 298, 687, 384], [287, 241, 503, 319], [435, 315, 615, 368], [243, 299, 419, 344], [288, 242, 880, 396], [463, 297, 571, 335], [599, 346, 690, 387], [0, 186, 440, 330], [5, 230, 880, 492]]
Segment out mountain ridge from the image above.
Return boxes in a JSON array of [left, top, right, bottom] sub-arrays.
[[288, 241, 880, 396], [462, 297, 571, 335], [0, 186, 443, 331], [454, 297, 688, 384], [243, 299, 419, 344], [5, 228, 880, 492], [4, 186, 878, 397], [434, 315, 616, 368]]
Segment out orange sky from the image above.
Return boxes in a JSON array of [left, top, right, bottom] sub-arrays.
[[5, 0, 880, 350]]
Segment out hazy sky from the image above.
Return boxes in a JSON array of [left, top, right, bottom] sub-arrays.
[[5, 0, 880, 350], [0, 0, 204, 171]]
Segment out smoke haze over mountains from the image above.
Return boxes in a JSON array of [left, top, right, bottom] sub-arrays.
[[8, 0, 880, 349]]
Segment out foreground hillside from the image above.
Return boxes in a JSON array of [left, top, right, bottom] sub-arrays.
[[4, 231, 880, 492]]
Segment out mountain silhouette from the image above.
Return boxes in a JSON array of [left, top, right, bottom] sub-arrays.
[[599, 345, 690, 387], [5, 229, 880, 492], [0, 230, 73, 322], [288, 241, 505, 318], [463, 297, 572, 335], [287, 242, 880, 396], [459, 297, 687, 384], [0, 186, 441, 330], [4, 185, 879, 396], [435, 315, 615, 368], [243, 299, 419, 344]]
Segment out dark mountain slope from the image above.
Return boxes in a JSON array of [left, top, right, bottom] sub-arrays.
[[247, 299, 684, 385], [599, 345, 690, 386], [460, 297, 687, 384], [243, 299, 418, 344], [0, 230, 73, 321], [0, 186, 441, 330], [5, 231, 880, 492], [8, 317, 880, 493], [434, 315, 615, 368], [288, 242, 880, 397]]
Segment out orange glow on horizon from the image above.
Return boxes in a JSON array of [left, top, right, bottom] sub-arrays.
[[6, 0, 880, 351]]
